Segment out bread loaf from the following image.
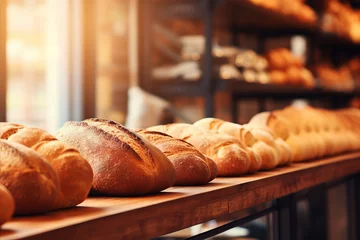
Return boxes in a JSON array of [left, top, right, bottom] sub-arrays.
[[249, 106, 360, 163], [136, 130, 217, 185], [194, 118, 274, 171], [56, 119, 176, 196], [242, 124, 292, 166], [0, 184, 14, 227], [0, 123, 93, 209], [148, 123, 251, 176], [0, 140, 59, 215], [249, 110, 312, 162], [247, 114, 294, 164]]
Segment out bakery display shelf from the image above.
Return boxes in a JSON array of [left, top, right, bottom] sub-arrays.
[[151, 0, 360, 47], [221, 80, 357, 98], [147, 79, 205, 97], [228, 0, 316, 32], [153, 0, 316, 32], [2, 151, 360, 240], [152, 0, 205, 20], [317, 31, 359, 47], [148, 79, 357, 99]]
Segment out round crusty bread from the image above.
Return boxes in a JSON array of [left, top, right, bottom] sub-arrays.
[[136, 130, 217, 185], [0, 184, 14, 227], [0, 123, 93, 209], [0, 140, 59, 215], [148, 123, 251, 176], [56, 119, 176, 196]]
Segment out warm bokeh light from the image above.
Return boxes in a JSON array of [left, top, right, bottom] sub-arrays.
[[6, 0, 47, 128]]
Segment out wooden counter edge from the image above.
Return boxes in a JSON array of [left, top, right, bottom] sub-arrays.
[[2, 152, 360, 240]]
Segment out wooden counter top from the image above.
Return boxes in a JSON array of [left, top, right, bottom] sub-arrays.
[[1, 152, 360, 240]]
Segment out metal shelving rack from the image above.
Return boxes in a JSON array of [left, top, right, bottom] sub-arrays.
[[138, 0, 360, 122]]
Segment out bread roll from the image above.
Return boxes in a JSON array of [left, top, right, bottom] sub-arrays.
[[299, 68, 315, 89], [242, 124, 292, 166], [269, 70, 287, 85], [249, 111, 292, 140], [286, 67, 302, 85], [56, 119, 176, 196], [266, 49, 288, 70], [250, 109, 314, 162], [136, 130, 217, 185], [0, 184, 14, 227], [148, 123, 251, 176], [194, 118, 277, 171], [0, 140, 59, 215], [0, 123, 93, 209], [248, 112, 295, 163], [250, 106, 360, 162]]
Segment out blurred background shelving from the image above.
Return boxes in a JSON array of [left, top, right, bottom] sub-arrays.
[[137, 0, 360, 122]]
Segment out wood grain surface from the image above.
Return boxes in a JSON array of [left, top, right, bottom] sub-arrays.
[[1, 152, 360, 240]]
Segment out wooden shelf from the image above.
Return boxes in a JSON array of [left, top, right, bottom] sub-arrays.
[[1, 152, 360, 240], [229, 0, 317, 32], [148, 79, 357, 99]]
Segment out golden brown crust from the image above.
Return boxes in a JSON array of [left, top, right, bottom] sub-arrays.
[[147, 123, 250, 176], [136, 130, 217, 185], [0, 140, 59, 215], [56, 119, 176, 196], [243, 123, 293, 165], [0, 123, 93, 209], [249, 106, 360, 162], [193, 118, 261, 172], [0, 184, 14, 227]]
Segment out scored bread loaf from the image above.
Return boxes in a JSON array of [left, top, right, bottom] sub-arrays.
[[0, 140, 59, 215], [248, 111, 295, 162], [147, 123, 252, 176], [274, 107, 327, 161], [250, 110, 311, 162], [136, 129, 217, 185], [194, 118, 282, 171], [242, 124, 292, 166], [56, 119, 176, 196], [242, 123, 292, 167], [0, 184, 14, 227], [0, 123, 93, 209]]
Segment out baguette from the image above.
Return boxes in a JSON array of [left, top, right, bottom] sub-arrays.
[[0, 140, 59, 215], [148, 123, 251, 176], [136, 130, 217, 185], [0, 184, 14, 227], [0, 123, 93, 209], [56, 119, 176, 196]]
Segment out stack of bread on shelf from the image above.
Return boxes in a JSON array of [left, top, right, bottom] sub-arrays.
[[266, 48, 315, 88], [248, 0, 317, 24], [315, 63, 354, 91], [322, 0, 360, 43], [2, 105, 360, 227], [229, 50, 270, 84]]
